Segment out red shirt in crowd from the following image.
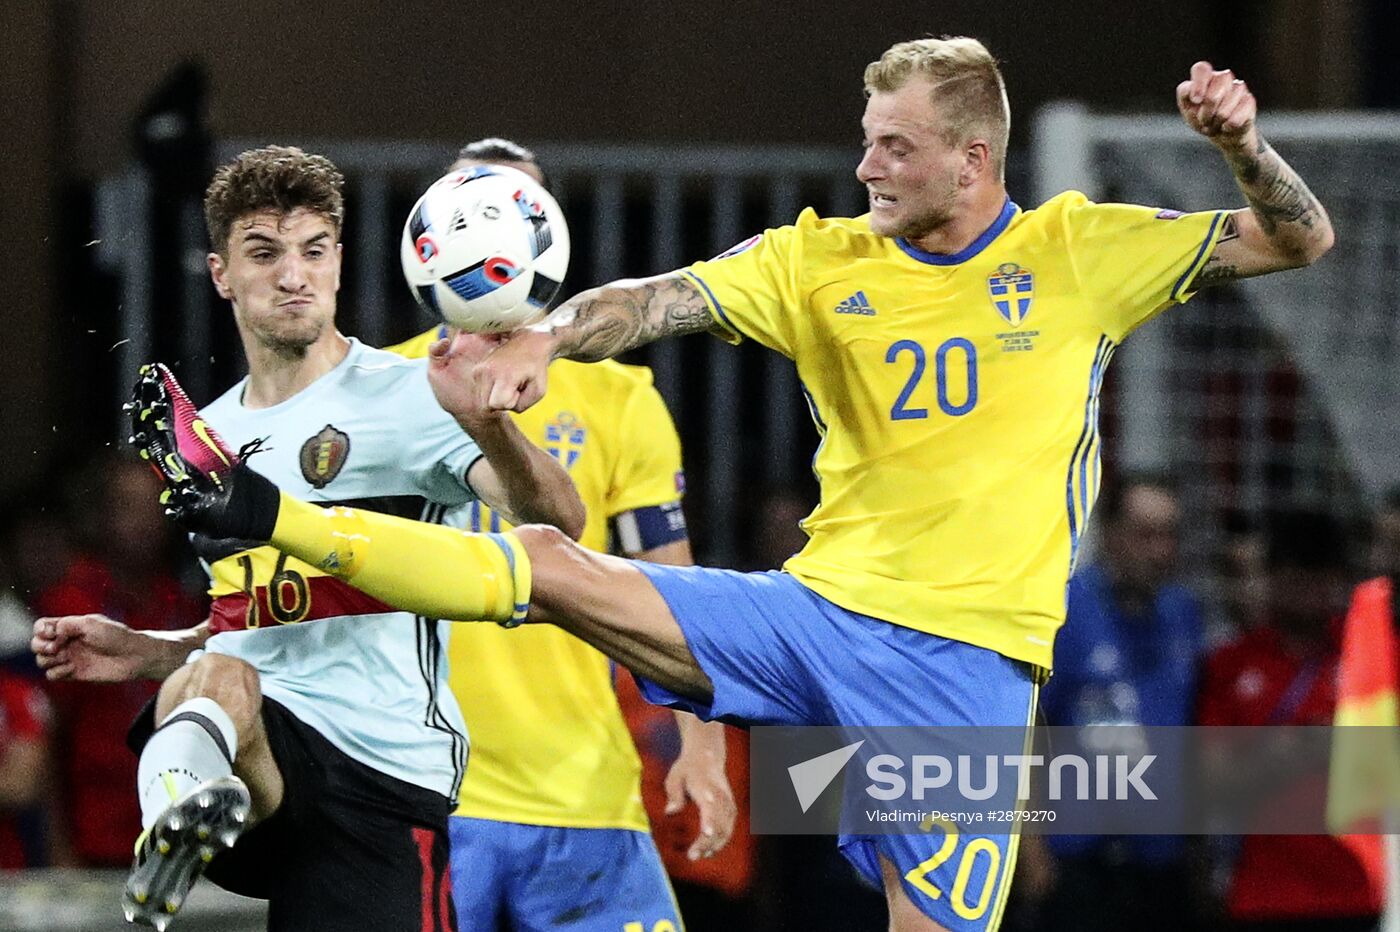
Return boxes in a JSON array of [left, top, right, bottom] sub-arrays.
[[1197, 623, 1381, 921], [0, 674, 51, 869], [35, 556, 203, 866]]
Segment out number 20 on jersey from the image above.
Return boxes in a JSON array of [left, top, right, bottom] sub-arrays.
[[886, 338, 978, 420]]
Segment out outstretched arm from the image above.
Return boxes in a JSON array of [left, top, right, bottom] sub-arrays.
[[32, 615, 210, 682], [1178, 61, 1334, 289], [476, 274, 719, 413], [538, 273, 720, 362], [427, 333, 586, 539]]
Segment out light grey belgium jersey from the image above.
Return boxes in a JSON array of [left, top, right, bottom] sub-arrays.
[[198, 339, 482, 799]]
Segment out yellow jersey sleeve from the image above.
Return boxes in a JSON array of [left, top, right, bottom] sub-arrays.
[[680, 212, 810, 358], [608, 373, 684, 517], [1062, 195, 1228, 341]]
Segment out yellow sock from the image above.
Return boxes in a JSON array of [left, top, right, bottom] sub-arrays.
[[268, 492, 531, 625]]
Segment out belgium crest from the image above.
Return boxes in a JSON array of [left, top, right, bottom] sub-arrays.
[[299, 424, 350, 489]]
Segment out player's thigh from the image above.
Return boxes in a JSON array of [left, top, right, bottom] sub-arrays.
[[516, 526, 704, 691], [511, 826, 682, 932], [605, 564, 827, 725], [446, 817, 512, 932]]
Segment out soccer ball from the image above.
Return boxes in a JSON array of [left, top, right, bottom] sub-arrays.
[[400, 166, 570, 332]]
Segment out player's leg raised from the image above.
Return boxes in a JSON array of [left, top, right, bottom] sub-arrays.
[[134, 368, 712, 699], [269, 502, 711, 699], [166, 457, 712, 698], [269, 491, 533, 627]]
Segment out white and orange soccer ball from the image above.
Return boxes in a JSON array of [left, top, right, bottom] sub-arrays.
[[400, 165, 570, 332]]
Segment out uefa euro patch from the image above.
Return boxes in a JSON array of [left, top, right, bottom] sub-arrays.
[[987, 262, 1034, 326], [299, 424, 350, 489]]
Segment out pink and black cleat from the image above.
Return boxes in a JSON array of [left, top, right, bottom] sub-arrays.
[[127, 363, 238, 498], [126, 364, 279, 542]]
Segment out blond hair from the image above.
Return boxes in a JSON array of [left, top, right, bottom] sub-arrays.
[[863, 37, 1010, 176], [204, 146, 345, 255]]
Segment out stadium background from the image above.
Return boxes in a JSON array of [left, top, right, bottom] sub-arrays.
[[2, 1, 1399, 928]]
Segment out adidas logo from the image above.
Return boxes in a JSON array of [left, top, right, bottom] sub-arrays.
[[834, 291, 877, 316]]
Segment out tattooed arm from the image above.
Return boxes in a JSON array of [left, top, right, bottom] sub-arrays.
[[539, 273, 719, 362], [1175, 61, 1334, 289], [475, 273, 720, 412]]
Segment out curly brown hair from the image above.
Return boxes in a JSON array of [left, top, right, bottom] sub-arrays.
[[203, 146, 345, 255]]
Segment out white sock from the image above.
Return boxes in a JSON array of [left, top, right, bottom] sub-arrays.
[[137, 697, 239, 830]]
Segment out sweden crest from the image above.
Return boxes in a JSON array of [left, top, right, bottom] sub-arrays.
[[544, 413, 586, 470], [988, 262, 1034, 326]]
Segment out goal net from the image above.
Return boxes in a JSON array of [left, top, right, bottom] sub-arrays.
[[1033, 105, 1400, 618]]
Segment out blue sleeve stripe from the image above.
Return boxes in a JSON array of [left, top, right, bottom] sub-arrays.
[[1169, 211, 1226, 302], [680, 270, 740, 338]]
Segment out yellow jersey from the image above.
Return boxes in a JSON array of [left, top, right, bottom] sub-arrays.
[[682, 192, 1226, 669], [390, 327, 685, 830]]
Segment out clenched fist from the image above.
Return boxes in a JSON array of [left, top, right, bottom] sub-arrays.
[[1177, 61, 1258, 151]]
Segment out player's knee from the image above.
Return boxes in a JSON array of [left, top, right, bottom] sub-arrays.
[[157, 654, 262, 735], [514, 522, 573, 554], [513, 523, 595, 610], [514, 523, 576, 572]]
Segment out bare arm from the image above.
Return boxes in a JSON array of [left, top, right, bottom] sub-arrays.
[[540, 273, 721, 363], [464, 415, 586, 540], [427, 332, 586, 539], [141, 621, 215, 677], [1176, 62, 1334, 289], [32, 615, 210, 682], [478, 274, 720, 413]]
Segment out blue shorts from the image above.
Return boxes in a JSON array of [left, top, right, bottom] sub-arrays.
[[448, 817, 681, 932], [634, 565, 1038, 931]]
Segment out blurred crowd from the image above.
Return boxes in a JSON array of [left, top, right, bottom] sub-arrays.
[[1, 454, 1396, 930], [0, 454, 205, 871], [1005, 476, 1400, 932]]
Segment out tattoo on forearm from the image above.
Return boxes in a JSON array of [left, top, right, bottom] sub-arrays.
[[1192, 135, 1331, 291], [1224, 135, 1326, 240], [546, 275, 715, 362], [1193, 256, 1242, 288]]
